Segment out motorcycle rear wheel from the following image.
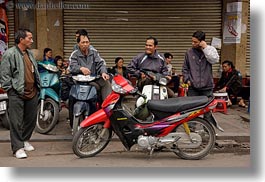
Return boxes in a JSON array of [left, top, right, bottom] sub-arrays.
[[173, 117, 216, 160], [35, 98, 59, 134], [72, 123, 112, 158]]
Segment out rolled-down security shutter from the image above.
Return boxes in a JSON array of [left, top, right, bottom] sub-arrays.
[[6, 4, 15, 48], [63, 0, 222, 74]]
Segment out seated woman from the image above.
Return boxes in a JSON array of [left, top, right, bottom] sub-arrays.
[[54, 55, 72, 104], [54, 55, 70, 76], [215, 60, 243, 106], [38, 47, 55, 73], [107, 56, 129, 79]]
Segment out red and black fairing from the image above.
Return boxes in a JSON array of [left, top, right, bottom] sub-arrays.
[[109, 109, 171, 150]]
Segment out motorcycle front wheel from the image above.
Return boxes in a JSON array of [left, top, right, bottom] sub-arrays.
[[35, 98, 59, 134], [72, 123, 112, 158], [173, 117, 216, 160]]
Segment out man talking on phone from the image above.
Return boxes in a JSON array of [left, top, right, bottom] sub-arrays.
[[182, 30, 219, 124]]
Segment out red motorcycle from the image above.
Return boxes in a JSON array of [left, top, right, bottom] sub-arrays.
[[72, 74, 224, 160], [0, 87, 9, 130]]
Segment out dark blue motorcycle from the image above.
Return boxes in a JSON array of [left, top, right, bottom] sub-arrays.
[[69, 74, 99, 135]]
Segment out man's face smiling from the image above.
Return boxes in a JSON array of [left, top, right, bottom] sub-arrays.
[[145, 39, 156, 55]]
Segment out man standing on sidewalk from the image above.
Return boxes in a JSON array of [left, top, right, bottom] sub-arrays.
[[182, 30, 219, 124], [0, 28, 41, 159]]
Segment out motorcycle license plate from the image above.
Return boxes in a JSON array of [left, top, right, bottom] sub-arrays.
[[79, 85, 89, 93], [0, 100, 7, 111]]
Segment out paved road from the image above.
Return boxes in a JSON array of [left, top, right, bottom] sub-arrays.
[[0, 141, 250, 167]]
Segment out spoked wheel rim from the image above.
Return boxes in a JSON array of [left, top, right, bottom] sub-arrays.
[[35, 98, 59, 134], [173, 117, 216, 160], [72, 123, 111, 158]]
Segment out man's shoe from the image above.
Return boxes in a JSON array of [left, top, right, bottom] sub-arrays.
[[24, 141, 35, 151], [15, 148, 27, 159]]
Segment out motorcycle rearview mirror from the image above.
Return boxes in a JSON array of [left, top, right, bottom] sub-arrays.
[[159, 77, 168, 86]]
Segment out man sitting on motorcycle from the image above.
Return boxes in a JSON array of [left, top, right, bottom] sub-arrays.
[[127, 36, 176, 98], [68, 31, 112, 128]]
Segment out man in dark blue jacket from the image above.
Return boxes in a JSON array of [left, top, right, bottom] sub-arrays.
[[127, 36, 175, 98]]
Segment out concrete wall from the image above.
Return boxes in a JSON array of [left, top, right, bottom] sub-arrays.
[[221, 0, 249, 77], [35, 0, 63, 61]]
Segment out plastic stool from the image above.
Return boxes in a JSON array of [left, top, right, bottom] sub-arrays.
[[213, 99, 227, 114]]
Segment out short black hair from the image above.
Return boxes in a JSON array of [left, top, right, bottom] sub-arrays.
[[146, 36, 158, 46], [76, 30, 90, 43], [192, 30, 206, 41], [43, 47, 52, 56], [164, 52, 173, 59], [222, 60, 235, 69], [15, 28, 32, 44], [54, 55, 63, 65], [75, 29, 88, 36], [115, 57, 124, 64]]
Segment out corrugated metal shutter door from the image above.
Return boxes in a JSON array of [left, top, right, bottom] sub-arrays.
[[63, 0, 222, 74], [6, 5, 15, 48], [6, 3, 15, 47]]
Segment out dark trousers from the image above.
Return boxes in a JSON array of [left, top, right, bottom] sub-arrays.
[[8, 89, 38, 153], [168, 75, 180, 93], [187, 87, 214, 124]]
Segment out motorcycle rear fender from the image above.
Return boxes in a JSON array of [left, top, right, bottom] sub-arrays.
[[39, 88, 60, 102], [205, 99, 224, 132], [80, 109, 110, 128]]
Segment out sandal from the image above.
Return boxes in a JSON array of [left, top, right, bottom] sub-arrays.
[[238, 103, 247, 108], [238, 100, 247, 108], [227, 99, 232, 106]]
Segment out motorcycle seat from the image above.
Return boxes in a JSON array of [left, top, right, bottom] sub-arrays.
[[147, 96, 209, 113]]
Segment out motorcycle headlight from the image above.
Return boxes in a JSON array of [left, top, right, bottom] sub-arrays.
[[111, 79, 127, 94], [159, 77, 168, 86], [72, 75, 96, 82]]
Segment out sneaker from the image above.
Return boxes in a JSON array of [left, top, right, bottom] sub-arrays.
[[24, 141, 35, 151], [15, 148, 27, 159]]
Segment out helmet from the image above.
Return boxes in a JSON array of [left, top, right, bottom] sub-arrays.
[[133, 103, 150, 120]]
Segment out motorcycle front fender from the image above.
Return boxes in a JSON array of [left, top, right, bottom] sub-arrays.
[[39, 88, 60, 102], [80, 109, 110, 129], [73, 101, 88, 117]]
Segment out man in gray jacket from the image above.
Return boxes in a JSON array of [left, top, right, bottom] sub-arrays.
[[0, 28, 41, 159], [182, 30, 219, 124], [68, 31, 111, 128]]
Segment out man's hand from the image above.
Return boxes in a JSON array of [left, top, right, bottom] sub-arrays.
[[218, 87, 227, 93], [199, 40, 207, 49], [80, 67, 91, 75], [102, 72, 110, 80], [140, 72, 146, 79], [165, 75, 172, 81]]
